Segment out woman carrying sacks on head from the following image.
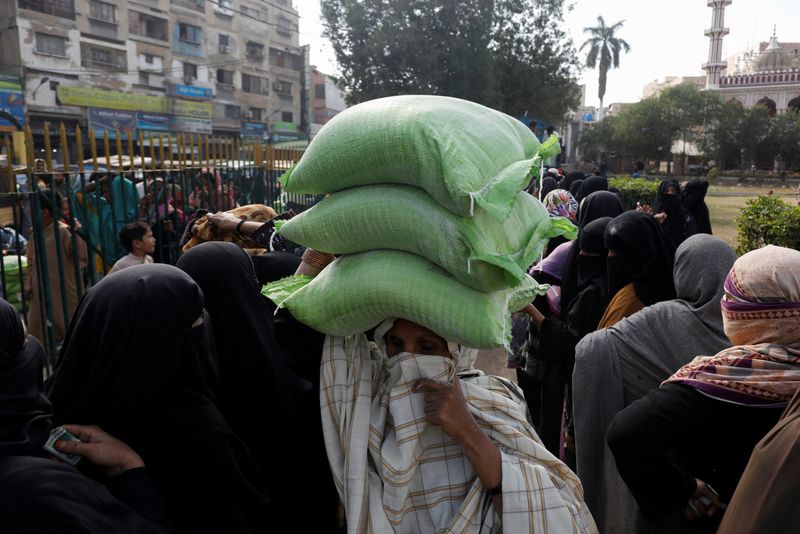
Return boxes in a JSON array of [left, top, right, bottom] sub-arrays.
[[277, 249, 597, 533]]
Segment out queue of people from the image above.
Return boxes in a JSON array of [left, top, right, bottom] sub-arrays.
[[2, 151, 797, 534]]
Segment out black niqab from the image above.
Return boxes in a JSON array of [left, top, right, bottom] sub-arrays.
[[176, 243, 338, 531], [0, 299, 51, 456], [560, 192, 625, 317], [569, 179, 584, 198], [604, 210, 677, 306], [683, 180, 712, 234], [558, 171, 585, 191], [540, 177, 558, 199], [576, 176, 608, 202], [47, 264, 270, 534]]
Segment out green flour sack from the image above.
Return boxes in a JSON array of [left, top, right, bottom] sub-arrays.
[[279, 95, 559, 221], [262, 250, 547, 349], [277, 185, 576, 291]]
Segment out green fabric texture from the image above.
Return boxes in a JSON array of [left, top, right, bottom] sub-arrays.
[[278, 184, 576, 290], [261, 250, 547, 349], [2, 255, 27, 312], [279, 95, 541, 221]]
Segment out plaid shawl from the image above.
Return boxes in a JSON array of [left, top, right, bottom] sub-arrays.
[[665, 245, 800, 405], [320, 326, 596, 533]]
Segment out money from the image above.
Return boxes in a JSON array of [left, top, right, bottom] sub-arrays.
[[43, 426, 82, 465]]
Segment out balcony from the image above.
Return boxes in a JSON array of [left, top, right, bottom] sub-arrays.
[[18, 0, 75, 19]]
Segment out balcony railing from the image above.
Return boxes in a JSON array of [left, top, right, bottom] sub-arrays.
[[18, 0, 75, 19]]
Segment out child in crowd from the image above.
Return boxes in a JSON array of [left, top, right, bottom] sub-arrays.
[[108, 222, 156, 274]]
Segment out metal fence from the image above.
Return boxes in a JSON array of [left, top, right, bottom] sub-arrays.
[[0, 123, 315, 370]]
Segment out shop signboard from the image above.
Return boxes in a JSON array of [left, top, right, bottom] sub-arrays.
[[170, 98, 212, 119], [169, 83, 213, 99], [58, 85, 167, 113], [241, 122, 268, 139], [170, 115, 212, 134], [88, 108, 137, 139], [137, 112, 171, 132], [0, 74, 25, 132]]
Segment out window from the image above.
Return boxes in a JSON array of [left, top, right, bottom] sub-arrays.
[[248, 108, 264, 121], [281, 111, 293, 123], [129, 12, 168, 41], [273, 80, 292, 95], [241, 73, 267, 95], [276, 15, 292, 37], [183, 62, 198, 80], [138, 72, 149, 86], [89, 0, 115, 23], [35, 33, 67, 56], [216, 68, 234, 85], [178, 22, 201, 45], [246, 41, 264, 59], [19, 0, 75, 19], [81, 44, 127, 71], [145, 53, 154, 64], [241, 5, 265, 22], [225, 105, 240, 120], [218, 34, 229, 47], [315, 83, 325, 100]]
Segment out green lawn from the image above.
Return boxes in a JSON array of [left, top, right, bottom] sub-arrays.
[[707, 185, 796, 249]]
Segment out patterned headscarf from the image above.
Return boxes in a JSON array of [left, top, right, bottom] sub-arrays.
[[666, 246, 800, 406], [543, 189, 578, 223]]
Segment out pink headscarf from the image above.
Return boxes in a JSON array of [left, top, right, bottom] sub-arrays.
[[666, 246, 800, 406]]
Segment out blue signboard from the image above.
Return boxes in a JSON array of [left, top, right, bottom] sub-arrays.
[[137, 112, 171, 132], [241, 122, 267, 139], [174, 84, 213, 99], [88, 108, 137, 139], [0, 75, 25, 132]]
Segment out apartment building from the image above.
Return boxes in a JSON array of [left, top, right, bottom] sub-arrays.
[[310, 66, 346, 137], [0, 0, 306, 150]]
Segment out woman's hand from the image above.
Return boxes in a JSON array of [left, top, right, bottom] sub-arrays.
[[413, 377, 479, 444], [518, 303, 545, 328], [654, 212, 668, 224], [55, 424, 145, 477], [686, 479, 727, 520], [206, 211, 240, 234]]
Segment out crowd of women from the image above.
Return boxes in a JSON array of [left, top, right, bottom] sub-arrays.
[[1, 168, 798, 533]]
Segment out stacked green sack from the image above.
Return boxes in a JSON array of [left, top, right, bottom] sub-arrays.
[[264, 95, 570, 349]]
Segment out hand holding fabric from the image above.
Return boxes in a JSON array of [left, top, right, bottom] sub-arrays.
[[414, 376, 479, 444], [55, 424, 145, 477]]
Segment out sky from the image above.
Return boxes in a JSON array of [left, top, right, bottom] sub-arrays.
[[296, 0, 800, 108]]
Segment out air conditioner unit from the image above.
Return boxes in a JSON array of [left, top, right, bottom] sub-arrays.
[[273, 81, 290, 94], [183, 75, 196, 85], [219, 44, 230, 54]]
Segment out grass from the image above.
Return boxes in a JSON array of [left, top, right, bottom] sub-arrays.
[[707, 185, 796, 248]]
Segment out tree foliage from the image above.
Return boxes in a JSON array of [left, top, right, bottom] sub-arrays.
[[579, 82, 800, 172], [320, 0, 581, 123]]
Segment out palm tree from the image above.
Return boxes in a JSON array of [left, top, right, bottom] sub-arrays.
[[580, 16, 630, 120]]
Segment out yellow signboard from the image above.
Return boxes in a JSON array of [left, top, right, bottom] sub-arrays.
[[57, 86, 167, 113], [170, 99, 213, 119]]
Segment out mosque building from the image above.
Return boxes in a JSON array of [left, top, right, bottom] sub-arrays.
[[704, 0, 800, 114]]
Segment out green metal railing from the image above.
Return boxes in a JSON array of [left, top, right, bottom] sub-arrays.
[[0, 123, 315, 371]]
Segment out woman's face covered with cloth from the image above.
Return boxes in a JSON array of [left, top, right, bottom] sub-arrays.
[[321, 317, 597, 533]]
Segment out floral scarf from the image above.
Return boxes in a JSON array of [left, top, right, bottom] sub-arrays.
[[543, 189, 578, 224]]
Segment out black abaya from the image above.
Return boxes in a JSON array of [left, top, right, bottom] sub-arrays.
[[0, 297, 170, 534], [46, 265, 270, 534], [176, 242, 339, 531], [604, 210, 677, 305], [534, 217, 614, 455]]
